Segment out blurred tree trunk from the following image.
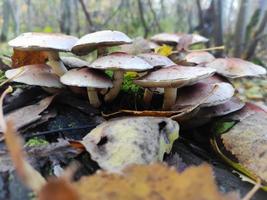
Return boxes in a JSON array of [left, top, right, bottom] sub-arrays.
[[243, 9, 267, 59], [0, 0, 11, 41], [148, 0, 162, 32], [9, 0, 19, 36], [234, 0, 249, 57], [160, 0, 166, 18], [196, 0, 204, 31], [60, 0, 72, 34], [137, 0, 149, 37], [79, 0, 95, 32], [212, 0, 224, 56], [73, 0, 80, 36], [26, 0, 32, 31]]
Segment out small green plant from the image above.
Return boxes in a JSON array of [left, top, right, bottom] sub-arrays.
[[25, 137, 49, 147]]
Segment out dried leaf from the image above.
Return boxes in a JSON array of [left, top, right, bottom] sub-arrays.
[[11, 49, 48, 68], [82, 117, 179, 172], [221, 107, 267, 183], [155, 44, 173, 56], [0, 95, 55, 133], [74, 164, 235, 200]]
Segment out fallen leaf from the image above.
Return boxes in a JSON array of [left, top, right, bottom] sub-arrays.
[[81, 117, 179, 172], [0, 95, 55, 133], [155, 44, 173, 56], [11, 49, 48, 68], [73, 164, 235, 200]]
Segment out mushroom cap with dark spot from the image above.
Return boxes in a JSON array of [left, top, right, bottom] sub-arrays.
[[60, 68, 113, 88], [5, 64, 64, 88], [71, 30, 132, 55], [205, 58, 267, 78], [138, 53, 175, 68], [134, 65, 216, 88], [8, 32, 78, 52], [61, 56, 91, 68], [90, 52, 153, 71]]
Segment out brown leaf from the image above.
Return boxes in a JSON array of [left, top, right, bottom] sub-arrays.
[[73, 164, 235, 200], [11, 49, 48, 68], [221, 105, 267, 183]]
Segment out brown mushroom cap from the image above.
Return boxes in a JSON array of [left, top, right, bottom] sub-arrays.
[[60, 68, 113, 88], [205, 58, 267, 78], [61, 56, 91, 68], [185, 52, 215, 64], [8, 32, 78, 52], [134, 65, 216, 88], [137, 53, 175, 68], [71, 30, 132, 55], [5, 64, 63, 88], [174, 82, 235, 108], [150, 33, 180, 45], [90, 52, 153, 71]]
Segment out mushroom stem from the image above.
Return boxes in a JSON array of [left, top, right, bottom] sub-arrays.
[[97, 47, 108, 58], [104, 70, 124, 102], [87, 87, 101, 108], [47, 51, 68, 76], [162, 88, 177, 110], [143, 89, 153, 107]]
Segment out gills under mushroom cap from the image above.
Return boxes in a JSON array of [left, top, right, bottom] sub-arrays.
[[5, 64, 63, 88], [134, 65, 216, 88], [205, 58, 267, 78], [61, 56, 91, 68], [71, 30, 132, 55], [8, 32, 78, 52], [60, 68, 113, 88]]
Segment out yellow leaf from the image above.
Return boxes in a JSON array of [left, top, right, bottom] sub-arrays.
[[155, 44, 173, 56]]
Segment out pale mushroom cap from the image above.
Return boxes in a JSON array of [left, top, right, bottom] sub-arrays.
[[205, 58, 267, 78], [60, 68, 113, 88], [61, 56, 91, 68], [72, 30, 132, 55], [90, 52, 153, 71], [185, 51, 215, 64], [150, 33, 181, 45], [138, 53, 175, 67], [120, 37, 155, 54], [175, 82, 235, 108], [5, 64, 63, 88], [8, 32, 78, 52], [190, 34, 209, 44], [134, 65, 216, 88]]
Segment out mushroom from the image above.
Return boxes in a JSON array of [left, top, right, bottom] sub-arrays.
[[90, 52, 153, 102], [60, 68, 113, 108], [205, 58, 267, 78], [8, 32, 78, 76], [137, 53, 175, 68], [150, 33, 181, 46], [61, 56, 91, 69], [81, 117, 179, 172], [71, 30, 132, 57], [185, 51, 215, 65], [134, 65, 216, 110], [5, 64, 63, 88]]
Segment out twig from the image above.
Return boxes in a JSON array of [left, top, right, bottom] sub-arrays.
[[242, 178, 261, 200]]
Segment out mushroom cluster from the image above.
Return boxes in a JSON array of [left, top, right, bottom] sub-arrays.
[[5, 30, 266, 115]]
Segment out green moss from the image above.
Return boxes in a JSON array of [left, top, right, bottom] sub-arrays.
[[25, 137, 49, 147], [121, 73, 142, 94], [0, 70, 7, 85], [213, 120, 236, 136]]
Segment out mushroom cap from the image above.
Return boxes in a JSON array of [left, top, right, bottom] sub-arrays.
[[5, 64, 63, 88], [134, 65, 216, 88], [72, 30, 132, 55], [185, 51, 215, 64], [137, 53, 175, 68], [205, 58, 267, 78], [60, 68, 113, 88], [189, 34, 209, 44], [150, 33, 181, 45], [90, 52, 153, 71], [8, 32, 78, 52], [61, 56, 91, 68], [174, 82, 235, 108]]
